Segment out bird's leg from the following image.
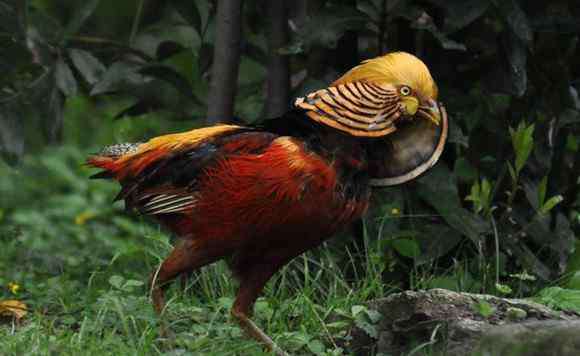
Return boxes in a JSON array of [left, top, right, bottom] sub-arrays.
[[231, 267, 289, 356], [150, 239, 223, 338], [179, 270, 194, 292]]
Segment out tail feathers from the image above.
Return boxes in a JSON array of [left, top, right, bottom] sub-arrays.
[[86, 156, 118, 179], [99, 142, 143, 157], [87, 142, 143, 179]]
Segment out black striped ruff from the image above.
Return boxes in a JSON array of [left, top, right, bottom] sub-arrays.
[[295, 81, 401, 137]]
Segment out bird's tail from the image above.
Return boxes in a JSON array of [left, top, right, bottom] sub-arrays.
[[86, 142, 143, 179]]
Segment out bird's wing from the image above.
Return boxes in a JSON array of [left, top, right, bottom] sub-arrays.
[[294, 81, 402, 137], [88, 125, 277, 215]]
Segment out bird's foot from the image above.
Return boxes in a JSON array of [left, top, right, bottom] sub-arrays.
[[232, 310, 289, 356]]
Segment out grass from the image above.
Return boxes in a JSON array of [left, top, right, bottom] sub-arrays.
[[0, 223, 391, 355]]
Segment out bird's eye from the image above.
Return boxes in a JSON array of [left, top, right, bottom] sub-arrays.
[[400, 86, 411, 96]]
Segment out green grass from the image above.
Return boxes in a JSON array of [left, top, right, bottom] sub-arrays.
[[0, 224, 390, 355]]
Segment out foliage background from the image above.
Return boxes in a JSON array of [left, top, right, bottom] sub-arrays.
[[1, 0, 579, 354]]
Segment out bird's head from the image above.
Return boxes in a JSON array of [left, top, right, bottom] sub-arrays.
[[332, 51, 441, 127], [295, 52, 442, 137], [295, 52, 448, 186]]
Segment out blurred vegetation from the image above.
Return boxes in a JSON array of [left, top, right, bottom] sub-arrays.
[[1, 0, 580, 354]]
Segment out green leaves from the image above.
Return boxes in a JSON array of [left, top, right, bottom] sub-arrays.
[[540, 195, 564, 215], [509, 122, 535, 177], [55, 57, 78, 96], [534, 287, 580, 313], [108, 275, 144, 293], [296, 5, 367, 49], [62, 0, 101, 40], [351, 305, 382, 339], [465, 178, 493, 215], [69, 49, 106, 85], [474, 300, 495, 318], [392, 238, 421, 259], [493, 0, 533, 47]]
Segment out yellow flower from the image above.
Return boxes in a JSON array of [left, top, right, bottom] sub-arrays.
[[75, 211, 95, 225], [391, 207, 401, 216], [7, 282, 20, 294]]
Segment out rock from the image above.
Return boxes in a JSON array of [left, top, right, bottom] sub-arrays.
[[349, 289, 580, 356], [474, 320, 580, 356]]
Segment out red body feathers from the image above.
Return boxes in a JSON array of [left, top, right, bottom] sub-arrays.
[[88, 119, 371, 280]]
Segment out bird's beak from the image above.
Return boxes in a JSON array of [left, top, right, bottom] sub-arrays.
[[417, 99, 441, 126]]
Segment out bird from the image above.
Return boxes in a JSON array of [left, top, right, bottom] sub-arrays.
[[87, 51, 447, 355]]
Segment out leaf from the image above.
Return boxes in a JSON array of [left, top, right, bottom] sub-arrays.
[[351, 305, 366, 317], [43, 82, 65, 143], [510, 122, 535, 174], [170, 0, 202, 35], [540, 195, 563, 215], [415, 224, 462, 265], [63, 0, 101, 39], [55, 58, 78, 96], [493, 0, 533, 47], [0, 108, 24, 162], [448, 120, 469, 148], [392, 238, 420, 258], [114, 99, 163, 119], [411, 11, 467, 51], [138, 64, 195, 100], [0, 1, 19, 34], [366, 309, 382, 324], [567, 272, 580, 290], [108, 275, 124, 289], [300, 5, 367, 49], [123, 279, 144, 288], [474, 300, 495, 318], [416, 165, 489, 244], [507, 162, 517, 182], [69, 49, 106, 85], [538, 176, 548, 208], [0, 300, 27, 320], [495, 283, 513, 295], [502, 30, 528, 97], [307, 339, 326, 355], [534, 287, 580, 313], [90, 61, 142, 96], [155, 40, 186, 61], [531, 14, 580, 34], [518, 213, 574, 276], [436, 0, 490, 33], [355, 317, 378, 339]]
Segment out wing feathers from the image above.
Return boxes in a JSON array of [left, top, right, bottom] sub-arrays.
[[138, 194, 196, 215], [89, 130, 278, 217]]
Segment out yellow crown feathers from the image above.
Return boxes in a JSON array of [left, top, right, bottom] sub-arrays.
[[332, 52, 438, 100]]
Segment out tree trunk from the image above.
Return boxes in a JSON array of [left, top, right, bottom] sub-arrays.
[[262, 1, 290, 118], [206, 0, 244, 124]]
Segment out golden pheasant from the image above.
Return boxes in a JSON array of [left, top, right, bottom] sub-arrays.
[[87, 52, 447, 355]]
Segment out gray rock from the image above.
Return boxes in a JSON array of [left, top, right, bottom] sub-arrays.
[[474, 320, 580, 356], [349, 289, 580, 356]]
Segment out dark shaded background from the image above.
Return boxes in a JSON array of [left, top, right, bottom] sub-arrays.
[[1, 0, 579, 295]]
